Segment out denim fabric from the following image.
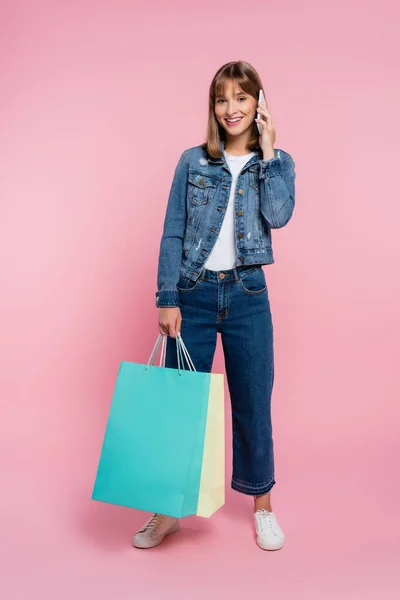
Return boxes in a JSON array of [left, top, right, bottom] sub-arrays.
[[164, 264, 275, 496], [155, 140, 296, 308]]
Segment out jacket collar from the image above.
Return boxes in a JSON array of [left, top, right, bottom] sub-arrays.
[[206, 139, 262, 166]]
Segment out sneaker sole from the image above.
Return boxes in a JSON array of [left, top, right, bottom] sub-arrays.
[[132, 522, 180, 549], [256, 537, 285, 551]]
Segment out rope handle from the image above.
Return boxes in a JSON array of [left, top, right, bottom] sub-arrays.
[[145, 333, 196, 374]]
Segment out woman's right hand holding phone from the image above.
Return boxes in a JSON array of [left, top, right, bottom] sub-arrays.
[[158, 307, 182, 338]]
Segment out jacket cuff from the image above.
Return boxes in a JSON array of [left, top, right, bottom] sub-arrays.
[[155, 289, 180, 308], [259, 156, 282, 179]]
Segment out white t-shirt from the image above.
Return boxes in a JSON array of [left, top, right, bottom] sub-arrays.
[[203, 150, 256, 271]]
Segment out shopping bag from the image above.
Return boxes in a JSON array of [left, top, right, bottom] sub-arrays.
[[92, 333, 225, 518]]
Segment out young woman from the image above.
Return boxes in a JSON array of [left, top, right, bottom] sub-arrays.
[[133, 61, 296, 551]]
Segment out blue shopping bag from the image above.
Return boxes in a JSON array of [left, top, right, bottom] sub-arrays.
[[92, 334, 225, 518]]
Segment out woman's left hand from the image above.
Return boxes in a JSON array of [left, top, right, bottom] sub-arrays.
[[255, 99, 276, 153]]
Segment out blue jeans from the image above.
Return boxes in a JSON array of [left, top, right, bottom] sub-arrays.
[[165, 264, 275, 496]]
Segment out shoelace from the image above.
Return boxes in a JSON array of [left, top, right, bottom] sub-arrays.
[[256, 509, 274, 533], [138, 513, 164, 534]]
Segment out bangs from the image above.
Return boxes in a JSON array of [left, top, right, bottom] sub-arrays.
[[214, 74, 255, 99]]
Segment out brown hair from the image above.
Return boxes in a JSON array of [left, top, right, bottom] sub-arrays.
[[202, 61, 265, 159]]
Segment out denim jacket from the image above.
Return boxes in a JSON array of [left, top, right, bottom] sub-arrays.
[[155, 140, 296, 308]]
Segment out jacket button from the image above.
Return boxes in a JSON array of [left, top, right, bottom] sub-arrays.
[[238, 232, 243, 239], [238, 189, 244, 194], [236, 210, 243, 216], [199, 178, 205, 185], [239, 256, 245, 263]]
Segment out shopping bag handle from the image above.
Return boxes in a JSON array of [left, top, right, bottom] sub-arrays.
[[176, 334, 196, 372], [149, 334, 168, 368], [145, 333, 196, 375]]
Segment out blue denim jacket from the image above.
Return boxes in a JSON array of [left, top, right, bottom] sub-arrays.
[[155, 140, 296, 308]]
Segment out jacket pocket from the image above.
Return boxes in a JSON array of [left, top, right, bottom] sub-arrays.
[[188, 171, 218, 205]]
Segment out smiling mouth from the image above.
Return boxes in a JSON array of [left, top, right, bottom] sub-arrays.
[[225, 117, 243, 125]]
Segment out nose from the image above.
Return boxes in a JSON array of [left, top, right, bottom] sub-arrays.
[[225, 101, 241, 118]]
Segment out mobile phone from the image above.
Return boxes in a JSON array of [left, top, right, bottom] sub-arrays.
[[257, 89, 264, 135]]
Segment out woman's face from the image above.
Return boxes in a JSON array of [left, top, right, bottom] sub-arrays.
[[214, 80, 257, 137]]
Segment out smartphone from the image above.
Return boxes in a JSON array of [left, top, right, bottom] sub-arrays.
[[257, 89, 264, 135]]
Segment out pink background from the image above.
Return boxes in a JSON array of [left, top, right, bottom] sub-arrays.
[[1, 0, 399, 598]]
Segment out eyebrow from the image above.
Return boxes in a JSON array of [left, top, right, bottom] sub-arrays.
[[215, 91, 248, 99]]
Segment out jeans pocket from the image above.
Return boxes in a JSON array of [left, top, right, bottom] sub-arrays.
[[238, 268, 267, 295], [177, 275, 201, 292]]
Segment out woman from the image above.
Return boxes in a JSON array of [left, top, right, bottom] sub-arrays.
[[133, 61, 296, 551]]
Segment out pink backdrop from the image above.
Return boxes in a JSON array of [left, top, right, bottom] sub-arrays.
[[1, 0, 399, 598]]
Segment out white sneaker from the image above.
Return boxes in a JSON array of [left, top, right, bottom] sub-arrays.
[[254, 509, 285, 550], [132, 513, 180, 549]]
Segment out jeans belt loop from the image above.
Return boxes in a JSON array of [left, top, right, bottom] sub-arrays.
[[233, 268, 239, 281]]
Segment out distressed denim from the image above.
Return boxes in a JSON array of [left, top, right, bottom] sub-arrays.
[[155, 140, 296, 308], [164, 264, 275, 496]]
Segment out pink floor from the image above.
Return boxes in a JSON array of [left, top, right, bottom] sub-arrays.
[[3, 438, 399, 599]]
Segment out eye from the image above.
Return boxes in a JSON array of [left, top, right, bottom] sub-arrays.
[[216, 97, 246, 104]]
